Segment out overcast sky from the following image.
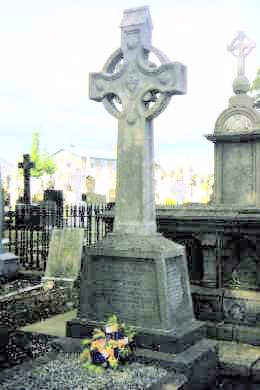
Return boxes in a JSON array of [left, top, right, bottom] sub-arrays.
[[0, 0, 259, 173]]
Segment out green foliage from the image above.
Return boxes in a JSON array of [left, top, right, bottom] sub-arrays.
[[81, 338, 92, 346], [107, 314, 118, 326], [30, 129, 56, 177], [164, 198, 177, 206], [251, 68, 260, 91], [119, 322, 136, 343]]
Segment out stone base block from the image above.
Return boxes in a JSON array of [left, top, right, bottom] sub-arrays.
[[206, 320, 260, 346], [136, 338, 218, 390], [67, 318, 206, 354], [0, 252, 18, 278], [68, 232, 203, 353], [218, 340, 260, 379]]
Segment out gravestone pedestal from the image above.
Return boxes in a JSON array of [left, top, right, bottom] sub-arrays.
[[67, 233, 217, 389], [67, 233, 205, 352]]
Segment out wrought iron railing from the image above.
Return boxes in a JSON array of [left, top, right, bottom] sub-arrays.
[[3, 203, 113, 271]]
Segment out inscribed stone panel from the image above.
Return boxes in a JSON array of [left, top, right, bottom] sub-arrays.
[[222, 143, 254, 204], [166, 256, 191, 323], [89, 256, 160, 326], [44, 228, 84, 280]]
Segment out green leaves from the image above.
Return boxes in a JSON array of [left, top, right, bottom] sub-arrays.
[[107, 314, 118, 326], [251, 68, 260, 91], [81, 338, 92, 346]]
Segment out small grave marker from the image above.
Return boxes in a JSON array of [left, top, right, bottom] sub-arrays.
[[43, 228, 84, 286]]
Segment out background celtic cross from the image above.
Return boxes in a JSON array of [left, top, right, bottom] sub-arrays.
[[18, 154, 35, 204], [89, 6, 186, 235], [227, 31, 256, 77]]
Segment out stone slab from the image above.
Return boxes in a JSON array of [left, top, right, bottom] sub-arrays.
[[43, 228, 84, 282], [221, 142, 255, 205], [218, 340, 260, 378], [0, 252, 19, 278], [236, 324, 260, 345]]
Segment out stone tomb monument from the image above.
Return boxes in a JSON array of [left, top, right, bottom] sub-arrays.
[[206, 31, 260, 206], [67, 7, 217, 388]]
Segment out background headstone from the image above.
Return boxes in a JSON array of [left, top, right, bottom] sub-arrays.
[[0, 171, 18, 279], [43, 228, 84, 285]]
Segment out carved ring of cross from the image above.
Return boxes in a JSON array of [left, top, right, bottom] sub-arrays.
[[101, 46, 172, 121]]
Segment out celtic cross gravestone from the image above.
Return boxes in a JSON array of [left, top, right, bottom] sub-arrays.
[[68, 6, 204, 352], [18, 154, 35, 204], [89, 6, 186, 235]]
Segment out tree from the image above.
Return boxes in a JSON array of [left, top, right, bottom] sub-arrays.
[[251, 68, 260, 91], [30, 130, 56, 177]]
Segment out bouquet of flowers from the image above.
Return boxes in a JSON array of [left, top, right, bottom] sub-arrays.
[[80, 315, 136, 374]]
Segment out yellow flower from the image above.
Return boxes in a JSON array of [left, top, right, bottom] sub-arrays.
[[117, 337, 128, 348], [90, 340, 100, 350], [95, 338, 106, 350], [105, 347, 115, 358]]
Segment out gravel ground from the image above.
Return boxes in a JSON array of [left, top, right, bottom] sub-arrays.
[[0, 352, 169, 390]]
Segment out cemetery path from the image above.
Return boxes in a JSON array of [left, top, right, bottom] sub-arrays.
[[20, 309, 76, 337]]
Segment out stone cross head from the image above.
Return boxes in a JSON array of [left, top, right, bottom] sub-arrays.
[[227, 31, 256, 77], [89, 6, 186, 125]]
